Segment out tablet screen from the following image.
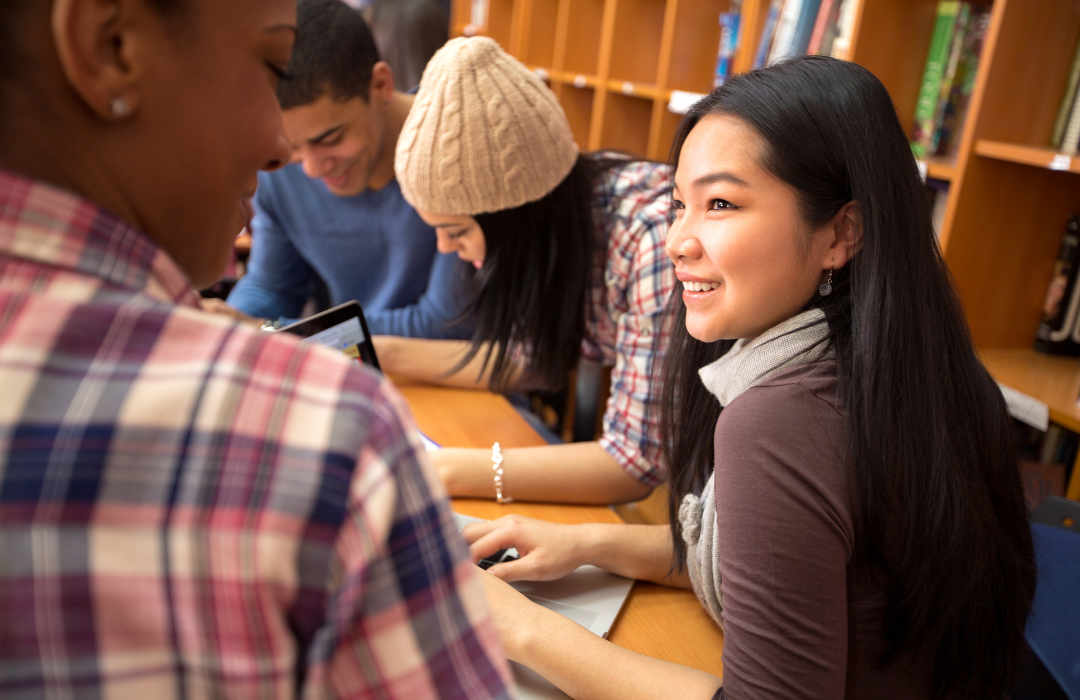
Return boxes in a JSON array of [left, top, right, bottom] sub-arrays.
[[278, 301, 380, 369], [308, 316, 367, 361]]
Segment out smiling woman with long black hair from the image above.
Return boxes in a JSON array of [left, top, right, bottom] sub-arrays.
[[461, 56, 1036, 700]]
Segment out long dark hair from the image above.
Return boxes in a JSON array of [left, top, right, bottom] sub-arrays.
[[458, 154, 597, 390], [661, 56, 1035, 699]]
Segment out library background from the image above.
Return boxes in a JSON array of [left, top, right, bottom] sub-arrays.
[[452, 0, 1080, 511]]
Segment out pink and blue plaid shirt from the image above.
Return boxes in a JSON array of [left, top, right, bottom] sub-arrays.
[[587, 158, 676, 487], [0, 171, 515, 699]]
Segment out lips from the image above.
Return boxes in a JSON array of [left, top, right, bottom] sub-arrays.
[[682, 280, 721, 292], [322, 167, 351, 189]]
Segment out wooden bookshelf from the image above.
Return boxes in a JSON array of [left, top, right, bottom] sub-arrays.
[[974, 140, 1080, 175], [454, 0, 1080, 500], [980, 348, 1080, 500]]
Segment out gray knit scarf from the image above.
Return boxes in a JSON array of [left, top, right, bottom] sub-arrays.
[[677, 308, 833, 628]]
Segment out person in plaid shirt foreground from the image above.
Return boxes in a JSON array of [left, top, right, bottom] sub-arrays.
[[0, 0, 514, 698]]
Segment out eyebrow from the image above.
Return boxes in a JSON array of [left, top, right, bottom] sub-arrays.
[[264, 24, 299, 37], [308, 126, 344, 145], [690, 171, 750, 188]]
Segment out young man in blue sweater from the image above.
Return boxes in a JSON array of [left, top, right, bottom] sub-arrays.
[[218, 0, 471, 338]]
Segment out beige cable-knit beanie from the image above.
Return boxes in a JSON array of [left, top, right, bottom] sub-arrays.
[[395, 36, 579, 216]]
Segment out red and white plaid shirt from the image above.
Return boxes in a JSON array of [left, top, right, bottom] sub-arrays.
[[586, 158, 676, 487], [0, 171, 515, 699]]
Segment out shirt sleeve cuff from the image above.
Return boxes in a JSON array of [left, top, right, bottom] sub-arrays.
[[599, 432, 664, 488]]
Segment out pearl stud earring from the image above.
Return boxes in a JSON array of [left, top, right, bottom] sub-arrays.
[[110, 96, 130, 118]]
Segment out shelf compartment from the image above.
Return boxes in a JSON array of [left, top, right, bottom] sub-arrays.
[[973, 0, 1080, 147], [609, 0, 667, 84], [485, 0, 516, 49], [666, 0, 730, 93], [975, 140, 1080, 176], [561, 0, 607, 75], [943, 155, 1080, 348], [599, 92, 654, 156], [561, 85, 596, 148], [523, 0, 561, 67]]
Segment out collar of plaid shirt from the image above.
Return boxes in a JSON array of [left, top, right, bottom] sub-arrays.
[[0, 169, 203, 306]]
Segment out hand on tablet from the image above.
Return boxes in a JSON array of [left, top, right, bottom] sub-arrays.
[[462, 515, 586, 583]]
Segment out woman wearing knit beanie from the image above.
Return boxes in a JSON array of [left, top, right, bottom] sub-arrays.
[[377, 36, 675, 504]]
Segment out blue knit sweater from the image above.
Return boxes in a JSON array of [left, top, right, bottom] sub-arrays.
[[228, 164, 472, 339]]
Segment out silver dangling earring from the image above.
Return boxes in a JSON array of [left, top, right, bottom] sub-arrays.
[[110, 96, 130, 118], [819, 267, 834, 296]]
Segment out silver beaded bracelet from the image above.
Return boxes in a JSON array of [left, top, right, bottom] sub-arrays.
[[492, 442, 513, 504]]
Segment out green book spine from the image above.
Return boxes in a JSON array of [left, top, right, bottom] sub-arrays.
[[1052, 37, 1080, 149], [912, 1, 960, 158], [929, 3, 971, 154]]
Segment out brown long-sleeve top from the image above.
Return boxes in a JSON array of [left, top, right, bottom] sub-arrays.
[[711, 362, 932, 699]]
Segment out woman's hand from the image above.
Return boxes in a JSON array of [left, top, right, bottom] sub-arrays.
[[462, 515, 590, 582], [476, 568, 546, 662]]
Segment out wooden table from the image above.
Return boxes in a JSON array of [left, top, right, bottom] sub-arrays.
[[393, 378, 726, 678]]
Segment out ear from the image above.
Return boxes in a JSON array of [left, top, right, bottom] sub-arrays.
[[821, 200, 861, 270], [51, 0, 146, 120], [368, 60, 395, 107]]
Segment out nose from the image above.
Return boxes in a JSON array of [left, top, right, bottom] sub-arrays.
[[435, 234, 458, 255], [262, 124, 292, 172], [665, 212, 703, 263], [297, 150, 334, 180]]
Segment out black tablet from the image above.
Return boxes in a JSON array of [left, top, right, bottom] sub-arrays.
[[277, 301, 380, 370]]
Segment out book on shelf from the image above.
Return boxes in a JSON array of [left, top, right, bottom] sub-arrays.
[[928, 3, 972, 147], [713, 1, 742, 88], [1051, 36, 1080, 150], [766, 0, 800, 66], [749, 0, 851, 68], [807, 0, 841, 57], [828, 0, 858, 61], [930, 5, 991, 156], [912, 1, 960, 158], [767, 0, 823, 65], [753, 0, 784, 70], [1060, 86, 1080, 153], [1035, 215, 1080, 357], [791, 0, 824, 58]]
